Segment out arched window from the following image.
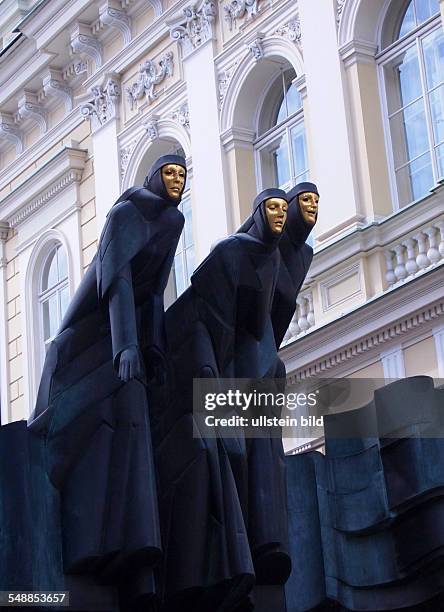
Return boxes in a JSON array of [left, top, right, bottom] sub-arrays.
[[38, 244, 69, 353], [255, 68, 309, 191], [380, 0, 442, 207]]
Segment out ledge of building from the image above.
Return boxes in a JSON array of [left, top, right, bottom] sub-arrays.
[[0, 145, 87, 227], [281, 263, 444, 380], [307, 184, 444, 283]]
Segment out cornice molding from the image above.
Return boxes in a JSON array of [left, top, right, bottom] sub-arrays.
[[0, 146, 87, 227], [9, 170, 83, 227], [0, 110, 83, 194]]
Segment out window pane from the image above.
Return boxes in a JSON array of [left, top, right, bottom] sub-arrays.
[[291, 122, 309, 181], [399, 47, 423, 107], [43, 295, 58, 341], [415, 0, 440, 23], [185, 246, 195, 280], [57, 246, 68, 282], [174, 253, 186, 297], [182, 196, 193, 248], [399, 2, 416, 38], [389, 98, 429, 167], [276, 94, 287, 125], [436, 142, 444, 177], [60, 286, 70, 321], [273, 134, 291, 188], [259, 133, 291, 188], [429, 83, 444, 144], [395, 151, 433, 206], [385, 47, 422, 114], [286, 83, 302, 116], [423, 28, 444, 90], [42, 250, 58, 292]]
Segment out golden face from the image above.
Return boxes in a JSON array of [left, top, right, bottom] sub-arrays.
[[298, 192, 319, 225], [161, 164, 186, 199], [264, 197, 288, 234]]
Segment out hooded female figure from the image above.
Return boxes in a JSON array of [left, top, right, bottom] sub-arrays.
[[152, 189, 293, 611], [27, 155, 186, 607], [271, 180, 319, 346]]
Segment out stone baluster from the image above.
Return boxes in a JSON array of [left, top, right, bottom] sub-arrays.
[[436, 220, 444, 259], [289, 307, 301, 338], [425, 226, 440, 264], [306, 293, 315, 328], [385, 250, 396, 287], [297, 296, 310, 332], [393, 244, 407, 282], [403, 237, 418, 277], [415, 232, 430, 271]]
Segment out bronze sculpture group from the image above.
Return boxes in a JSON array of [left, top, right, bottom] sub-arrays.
[[28, 155, 318, 612]]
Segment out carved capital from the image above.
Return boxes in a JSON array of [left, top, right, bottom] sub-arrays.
[[224, 0, 260, 32], [0, 113, 24, 154], [71, 23, 103, 68], [169, 0, 217, 58], [99, 1, 132, 45], [17, 92, 48, 132], [42, 69, 73, 112], [126, 52, 174, 110], [81, 76, 120, 132]]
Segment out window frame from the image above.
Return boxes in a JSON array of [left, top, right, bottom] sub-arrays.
[[377, 3, 442, 210], [37, 243, 69, 362], [254, 71, 309, 194]]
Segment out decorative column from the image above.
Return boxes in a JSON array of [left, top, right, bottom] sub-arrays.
[[81, 74, 121, 232], [0, 224, 10, 425], [298, 0, 364, 242], [339, 41, 392, 220], [169, 0, 229, 262], [380, 345, 406, 380]]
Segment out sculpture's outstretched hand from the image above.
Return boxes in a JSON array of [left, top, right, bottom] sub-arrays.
[[118, 346, 144, 382]]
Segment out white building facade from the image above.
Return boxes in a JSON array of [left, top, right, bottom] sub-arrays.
[[0, 0, 444, 452]]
